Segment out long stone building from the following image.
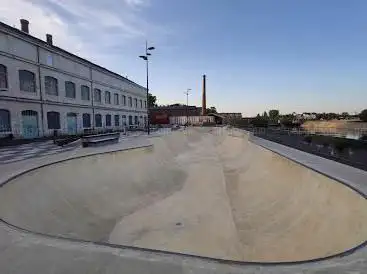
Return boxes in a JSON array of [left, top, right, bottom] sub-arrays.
[[0, 19, 147, 139]]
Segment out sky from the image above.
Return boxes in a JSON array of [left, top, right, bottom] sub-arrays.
[[1, 0, 367, 116]]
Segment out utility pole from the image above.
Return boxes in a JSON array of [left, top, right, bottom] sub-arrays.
[[184, 88, 191, 126]]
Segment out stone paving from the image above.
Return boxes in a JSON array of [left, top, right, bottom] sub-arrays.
[[0, 141, 77, 164], [0, 129, 168, 165]]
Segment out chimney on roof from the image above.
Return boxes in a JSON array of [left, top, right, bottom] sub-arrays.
[[46, 34, 53, 45], [201, 74, 207, 116], [20, 19, 29, 33]]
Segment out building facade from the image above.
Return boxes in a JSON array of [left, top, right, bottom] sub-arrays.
[[0, 19, 147, 139], [150, 105, 202, 124], [218, 113, 242, 124]]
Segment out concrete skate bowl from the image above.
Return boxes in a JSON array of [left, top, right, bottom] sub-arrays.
[[0, 128, 366, 264]]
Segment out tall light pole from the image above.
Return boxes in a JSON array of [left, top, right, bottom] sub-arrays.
[[184, 88, 191, 126], [139, 41, 155, 135]]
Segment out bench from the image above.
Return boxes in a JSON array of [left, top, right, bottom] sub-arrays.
[[54, 136, 80, 146], [82, 132, 120, 147]]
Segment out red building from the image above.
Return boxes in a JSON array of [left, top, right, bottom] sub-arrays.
[[150, 105, 202, 124]]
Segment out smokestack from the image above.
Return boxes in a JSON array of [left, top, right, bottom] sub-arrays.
[[46, 34, 53, 45], [201, 74, 206, 116], [20, 19, 29, 33]]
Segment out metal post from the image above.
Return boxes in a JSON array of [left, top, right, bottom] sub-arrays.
[[139, 41, 155, 135], [146, 41, 150, 135], [184, 88, 191, 126], [186, 91, 188, 125]]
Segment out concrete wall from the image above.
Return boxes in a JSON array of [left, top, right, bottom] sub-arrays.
[[0, 24, 147, 138]]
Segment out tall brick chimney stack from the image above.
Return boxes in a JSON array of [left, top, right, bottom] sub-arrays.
[[201, 74, 206, 116]]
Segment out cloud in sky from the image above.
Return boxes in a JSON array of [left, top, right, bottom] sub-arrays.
[[0, 0, 156, 63]]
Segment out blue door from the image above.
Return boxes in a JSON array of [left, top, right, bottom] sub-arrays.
[[67, 113, 77, 135], [22, 110, 38, 138]]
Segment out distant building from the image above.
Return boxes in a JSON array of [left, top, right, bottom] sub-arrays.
[[0, 19, 147, 139], [169, 116, 214, 126], [150, 105, 201, 124], [301, 113, 317, 120], [218, 113, 242, 124]]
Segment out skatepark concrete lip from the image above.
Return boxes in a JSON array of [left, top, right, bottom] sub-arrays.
[[0, 133, 366, 267]]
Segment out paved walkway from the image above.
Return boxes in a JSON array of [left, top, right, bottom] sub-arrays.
[[0, 141, 77, 164], [0, 129, 169, 165]]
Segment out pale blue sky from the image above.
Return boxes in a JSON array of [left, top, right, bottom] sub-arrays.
[[1, 0, 366, 116]]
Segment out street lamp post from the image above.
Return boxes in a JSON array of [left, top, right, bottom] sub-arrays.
[[184, 88, 191, 126], [139, 41, 155, 135]]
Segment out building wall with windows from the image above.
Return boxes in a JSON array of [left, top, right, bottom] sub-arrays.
[[0, 20, 147, 139]]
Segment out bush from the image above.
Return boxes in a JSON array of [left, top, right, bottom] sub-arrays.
[[251, 117, 268, 127], [359, 109, 367, 122]]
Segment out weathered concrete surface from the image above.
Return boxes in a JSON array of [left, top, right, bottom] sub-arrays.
[[1, 221, 366, 274], [0, 128, 366, 269]]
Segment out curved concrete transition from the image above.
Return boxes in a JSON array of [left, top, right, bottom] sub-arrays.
[[0, 128, 366, 263]]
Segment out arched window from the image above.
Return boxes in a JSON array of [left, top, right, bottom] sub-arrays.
[[19, 70, 36, 92], [114, 115, 120, 126], [94, 88, 101, 102], [65, 81, 76, 98], [0, 109, 11, 132], [45, 76, 58, 95], [81, 85, 90, 100], [114, 93, 119, 105], [47, 111, 60, 129], [105, 91, 111, 104], [106, 114, 112, 127], [95, 114, 102, 127], [22, 110, 38, 116], [83, 113, 91, 128], [0, 64, 8, 89]]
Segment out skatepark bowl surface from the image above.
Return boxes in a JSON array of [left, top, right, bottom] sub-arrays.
[[0, 127, 366, 263]]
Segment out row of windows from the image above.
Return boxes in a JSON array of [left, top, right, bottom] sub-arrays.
[[0, 108, 146, 133], [49, 113, 145, 128], [0, 64, 147, 108]]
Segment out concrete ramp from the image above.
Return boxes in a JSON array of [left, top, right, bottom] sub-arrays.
[[0, 128, 366, 263]]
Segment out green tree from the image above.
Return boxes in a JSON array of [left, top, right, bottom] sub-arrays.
[[206, 106, 217, 114], [359, 109, 367, 122], [148, 93, 157, 107], [262, 111, 269, 120], [252, 115, 268, 127], [269, 109, 280, 121]]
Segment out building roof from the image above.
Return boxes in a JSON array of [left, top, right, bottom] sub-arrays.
[[0, 20, 145, 90], [151, 105, 200, 110]]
